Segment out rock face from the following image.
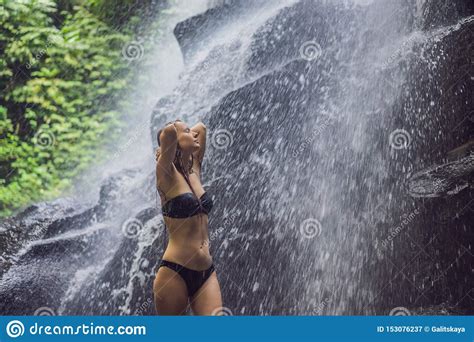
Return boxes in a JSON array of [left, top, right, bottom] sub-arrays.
[[1, 0, 473, 316], [0, 168, 164, 315]]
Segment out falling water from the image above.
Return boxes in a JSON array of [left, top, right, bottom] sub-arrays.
[[1, 0, 472, 316]]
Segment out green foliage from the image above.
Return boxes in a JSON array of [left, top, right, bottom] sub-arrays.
[[0, 0, 150, 216]]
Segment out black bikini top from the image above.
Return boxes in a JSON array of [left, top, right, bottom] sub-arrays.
[[160, 191, 213, 218]]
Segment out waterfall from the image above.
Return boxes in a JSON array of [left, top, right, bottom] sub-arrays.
[[1, 0, 472, 316]]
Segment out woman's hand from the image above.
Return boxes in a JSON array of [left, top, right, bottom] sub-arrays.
[[191, 122, 206, 132]]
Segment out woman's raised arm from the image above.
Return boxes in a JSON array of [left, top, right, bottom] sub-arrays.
[[156, 123, 178, 176]]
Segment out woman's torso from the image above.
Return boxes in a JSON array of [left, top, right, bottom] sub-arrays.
[[157, 164, 213, 270]]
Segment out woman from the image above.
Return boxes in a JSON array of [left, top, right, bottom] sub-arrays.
[[152, 119, 223, 315]]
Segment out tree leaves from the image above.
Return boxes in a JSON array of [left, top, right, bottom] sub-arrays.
[[0, 0, 144, 216]]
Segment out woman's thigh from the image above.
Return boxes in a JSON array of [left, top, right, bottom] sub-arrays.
[[153, 267, 189, 315], [189, 271, 223, 315]]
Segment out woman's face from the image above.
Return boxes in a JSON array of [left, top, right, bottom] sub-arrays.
[[174, 121, 200, 153]]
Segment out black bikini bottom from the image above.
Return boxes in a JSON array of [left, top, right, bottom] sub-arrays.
[[159, 259, 215, 297]]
